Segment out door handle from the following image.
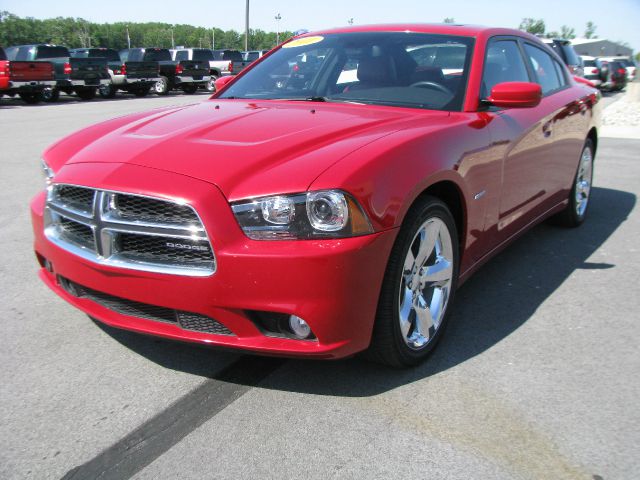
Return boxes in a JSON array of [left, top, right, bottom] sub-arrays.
[[542, 121, 552, 138]]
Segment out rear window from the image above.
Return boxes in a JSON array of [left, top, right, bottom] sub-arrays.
[[583, 59, 596, 67], [37, 46, 70, 59], [223, 50, 243, 62], [246, 52, 260, 62], [192, 49, 214, 61], [561, 45, 579, 65], [89, 49, 120, 62], [143, 49, 172, 62]]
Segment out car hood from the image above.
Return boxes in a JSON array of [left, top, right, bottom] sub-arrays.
[[55, 100, 448, 200]]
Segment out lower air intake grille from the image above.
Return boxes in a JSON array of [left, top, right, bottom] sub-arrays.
[[58, 277, 233, 336]]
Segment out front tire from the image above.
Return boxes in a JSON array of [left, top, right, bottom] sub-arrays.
[[367, 196, 459, 367], [550, 139, 594, 228]]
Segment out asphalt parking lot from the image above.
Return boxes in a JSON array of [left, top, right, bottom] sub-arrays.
[[1, 90, 638, 480]]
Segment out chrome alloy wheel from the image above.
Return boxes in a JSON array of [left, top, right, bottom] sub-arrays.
[[575, 146, 593, 218], [154, 78, 167, 94], [399, 217, 454, 350]]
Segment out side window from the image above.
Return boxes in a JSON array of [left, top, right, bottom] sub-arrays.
[[175, 51, 188, 62], [482, 40, 529, 98], [524, 44, 563, 95], [552, 60, 568, 86]]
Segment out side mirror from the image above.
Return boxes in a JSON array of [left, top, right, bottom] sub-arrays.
[[214, 75, 234, 93], [487, 82, 542, 109]]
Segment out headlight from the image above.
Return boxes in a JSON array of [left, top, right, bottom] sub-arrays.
[[231, 190, 373, 240], [41, 158, 55, 186]]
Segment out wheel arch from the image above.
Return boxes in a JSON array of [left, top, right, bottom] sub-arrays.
[[402, 180, 467, 251], [587, 127, 598, 157]]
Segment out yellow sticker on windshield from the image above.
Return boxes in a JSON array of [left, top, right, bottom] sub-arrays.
[[283, 36, 324, 48]]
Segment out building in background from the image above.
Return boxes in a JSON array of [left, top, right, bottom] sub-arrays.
[[572, 38, 633, 57]]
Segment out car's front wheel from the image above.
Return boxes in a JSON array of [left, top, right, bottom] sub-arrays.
[[550, 139, 594, 228], [367, 196, 459, 367], [206, 75, 218, 92]]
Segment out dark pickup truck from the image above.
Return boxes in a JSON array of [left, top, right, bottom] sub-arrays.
[[71, 48, 160, 98], [120, 48, 210, 95], [4, 44, 110, 101], [0, 46, 56, 103]]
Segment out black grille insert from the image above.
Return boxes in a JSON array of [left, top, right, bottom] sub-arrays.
[[114, 194, 200, 225], [58, 277, 233, 335], [55, 185, 95, 213], [59, 218, 95, 250], [117, 233, 213, 264]]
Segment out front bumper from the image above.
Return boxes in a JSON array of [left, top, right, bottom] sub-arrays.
[[31, 162, 397, 359]]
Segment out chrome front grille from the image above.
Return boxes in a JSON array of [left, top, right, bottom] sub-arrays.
[[44, 184, 216, 276]]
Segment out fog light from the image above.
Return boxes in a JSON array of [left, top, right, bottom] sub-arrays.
[[289, 315, 311, 339]]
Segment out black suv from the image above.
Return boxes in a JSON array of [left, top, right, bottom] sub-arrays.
[[541, 38, 583, 77]]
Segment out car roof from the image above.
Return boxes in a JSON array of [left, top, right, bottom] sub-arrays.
[[307, 23, 534, 39]]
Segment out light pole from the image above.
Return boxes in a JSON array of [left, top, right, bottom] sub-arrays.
[[245, 0, 250, 51], [275, 13, 282, 46]]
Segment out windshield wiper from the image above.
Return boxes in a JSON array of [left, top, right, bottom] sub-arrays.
[[284, 96, 329, 102]]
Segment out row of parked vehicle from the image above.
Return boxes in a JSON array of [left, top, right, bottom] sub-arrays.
[[538, 37, 636, 92], [0, 44, 262, 104]]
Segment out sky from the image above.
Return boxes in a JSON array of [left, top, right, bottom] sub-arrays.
[[3, 0, 640, 51]]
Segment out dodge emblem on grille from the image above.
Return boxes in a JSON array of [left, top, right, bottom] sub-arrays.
[[165, 242, 209, 252]]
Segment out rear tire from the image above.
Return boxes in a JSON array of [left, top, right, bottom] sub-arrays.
[[133, 86, 151, 97], [182, 84, 198, 94], [76, 87, 97, 101], [206, 75, 218, 92], [99, 84, 117, 99], [18, 92, 42, 104], [154, 76, 169, 95], [42, 87, 60, 102], [366, 196, 459, 367], [549, 139, 594, 228]]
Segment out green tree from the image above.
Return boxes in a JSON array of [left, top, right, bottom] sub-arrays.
[[443, 18, 455, 24], [560, 25, 575, 39], [585, 21, 597, 39], [519, 18, 546, 35]]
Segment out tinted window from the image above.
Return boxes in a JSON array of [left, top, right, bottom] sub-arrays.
[[223, 50, 243, 62], [4, 46, 18, 60], [560, 44, 579, 65], [143, 49, 171, 61], [192, 49, 214, 61], [583, 59, 596, 67], [87, 49, 120, 61], [0, 48, 7, 61], [524, 44, 562, 95], [221, 32, 475, 112], [246, 52, 260, 62], [482, 40, 529, 98], [119, 50, 129, 62], [552, 60, 568, 86], [175, 50, 189, 61], [37, 46, 70, 59]]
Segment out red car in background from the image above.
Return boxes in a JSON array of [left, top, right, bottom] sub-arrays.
[[32, 24, 600, 367]]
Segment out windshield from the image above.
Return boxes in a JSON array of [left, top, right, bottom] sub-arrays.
[[219, 32, 474, 111]]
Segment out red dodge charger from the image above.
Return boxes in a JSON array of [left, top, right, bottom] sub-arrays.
[[32, 24, 600, 366]]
